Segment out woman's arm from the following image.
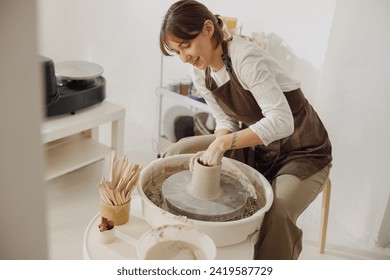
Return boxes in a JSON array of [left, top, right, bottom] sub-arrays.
[[199, 128, 263, 166], [233, 40, 295, 146]]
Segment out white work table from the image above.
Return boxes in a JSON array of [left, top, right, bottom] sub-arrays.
[[42, 101, 125, 181], [83, 195, 257, 260]]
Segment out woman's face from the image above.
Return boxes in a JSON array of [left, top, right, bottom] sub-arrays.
[[165, 20, 217, 70]]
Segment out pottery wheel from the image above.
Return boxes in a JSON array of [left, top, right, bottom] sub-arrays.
[[162, 170, 248, 221]]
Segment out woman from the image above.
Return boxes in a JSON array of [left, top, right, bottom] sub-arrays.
[[159, 0, 332, 259]]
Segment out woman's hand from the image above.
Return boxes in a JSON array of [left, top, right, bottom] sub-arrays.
[[189, 151, 204, 171], [189, 148, 223, 171], [200, 136, 229, 166], [199, 149, 224, 166], [189, 131, 249, 169]]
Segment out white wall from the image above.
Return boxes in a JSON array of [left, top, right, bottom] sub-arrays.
[[313, 0, 390, 248], [36, 0, 390, 253], [0, 0, 48, 259]]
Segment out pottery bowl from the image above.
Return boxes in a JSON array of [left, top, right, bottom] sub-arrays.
[[137, 224, 216, 260]]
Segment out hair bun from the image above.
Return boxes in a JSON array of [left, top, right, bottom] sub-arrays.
[[214, 14, 224, 28], [214, 14, 231, 40]]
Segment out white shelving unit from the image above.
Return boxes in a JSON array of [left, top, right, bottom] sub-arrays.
[[159, 87, 210, 112], [155, 53, 214, 156], [155, 87, 211, 157], [42, 101, 125, 181]]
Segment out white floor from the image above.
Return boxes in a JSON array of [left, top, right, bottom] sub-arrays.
[[44, 121, 390, 260]]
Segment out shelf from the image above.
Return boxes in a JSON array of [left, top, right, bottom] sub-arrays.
[[41, 101, 125, 144], [44, 135, 112, 181], [41, 101, 125, 181], [155, 88, 213, 156], [159, 87, 211, 113]]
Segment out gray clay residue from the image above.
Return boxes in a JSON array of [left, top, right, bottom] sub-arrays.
[[143, 165, 266, 222]]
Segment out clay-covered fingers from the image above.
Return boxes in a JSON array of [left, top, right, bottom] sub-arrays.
[[189, 151, 204, 171], [199, 150, 223, 167]]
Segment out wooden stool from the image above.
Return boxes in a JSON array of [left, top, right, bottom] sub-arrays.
[[319, 177, 331, 253]]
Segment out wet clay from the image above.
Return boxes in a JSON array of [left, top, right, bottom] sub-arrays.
[[143, 163, 265, 222], [144, 240, 200, 260], [189, 159, 223, 199]]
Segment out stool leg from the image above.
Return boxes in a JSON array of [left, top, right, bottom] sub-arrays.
[[319, 178, 331, 253]]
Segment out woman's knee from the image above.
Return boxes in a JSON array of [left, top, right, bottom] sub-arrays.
[[263, 199, 292, 227]]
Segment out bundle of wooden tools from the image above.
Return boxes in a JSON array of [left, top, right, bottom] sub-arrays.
[[98, 151, 142, 206]]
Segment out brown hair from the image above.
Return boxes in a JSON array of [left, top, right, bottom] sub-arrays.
[[159, 0, 224, 56]]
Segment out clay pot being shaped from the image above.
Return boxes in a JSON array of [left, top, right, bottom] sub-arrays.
[[187, 158, 223, 200]]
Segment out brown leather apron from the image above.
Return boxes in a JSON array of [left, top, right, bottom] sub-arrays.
[[205, 40, 332, 181]]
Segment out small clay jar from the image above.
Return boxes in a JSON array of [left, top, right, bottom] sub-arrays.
[[99, 228, 115, 244], [188, 158, 223, 200], [98, 217, 116, 244]]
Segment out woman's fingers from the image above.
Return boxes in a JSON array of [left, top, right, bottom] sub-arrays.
[[189, 151, 204, 171], [200, 151, 223, 166]]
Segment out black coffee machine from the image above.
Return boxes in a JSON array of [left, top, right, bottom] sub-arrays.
[[40, 56, 106, 117]]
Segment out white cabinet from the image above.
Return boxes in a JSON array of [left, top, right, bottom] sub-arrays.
[[42, 101, 125, 180]]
